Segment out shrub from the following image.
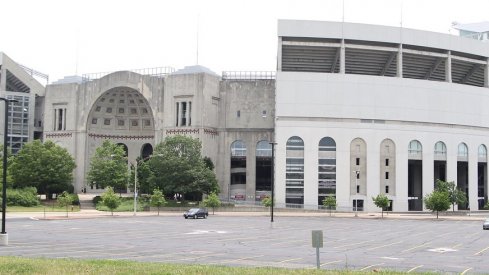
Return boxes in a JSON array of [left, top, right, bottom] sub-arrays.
[[6, 187, 40, 207], [92, 196, 102, 205], [70, 194, 79, 205]]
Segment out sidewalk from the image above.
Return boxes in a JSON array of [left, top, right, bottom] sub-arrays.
[[6, 208, 488, 221]]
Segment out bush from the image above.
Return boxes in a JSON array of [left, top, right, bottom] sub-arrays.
[[6, 187, 40, 207], [70, 194, 79, 205], [92, 196, 102, 205]]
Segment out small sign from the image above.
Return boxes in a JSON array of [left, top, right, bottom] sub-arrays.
[[312, 230, 323, 248]]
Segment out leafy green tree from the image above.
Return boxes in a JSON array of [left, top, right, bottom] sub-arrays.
[[148, 135, 219, 198], [134, 159, 154, 195], [203, 156, 215, 170], [203, 192, 221, 215], [435, 180, 467, 211], [102, 187, 121, 216], [0, 145, 13, 189], [57, 191, 74, 217], [372, 194, 390, 218], [262, 196, 273, 207], [150, 189, 167, 216], [322, 196, 337, 216], [424, 190, 451, 219], [87, 140, 128, 192], [10, 140, 76, 197]]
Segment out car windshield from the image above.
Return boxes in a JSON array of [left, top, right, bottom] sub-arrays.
[[188, 208, 200, 213]]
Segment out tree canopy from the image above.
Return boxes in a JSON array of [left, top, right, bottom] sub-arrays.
[[424, 190, 451, 218], [434, 179, 467, 211], [322, 196, 337, 216], [203, 192, 221, 214], [87, 140, 128, 191], [372, 193, 390, 218], [10, 140, 76, 196], [148, 135, 219, 198], [0, 145, 13, 189]]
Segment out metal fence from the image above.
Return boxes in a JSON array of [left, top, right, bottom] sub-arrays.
[[82, 67, 175, 82], [222, 71, 276, 80]]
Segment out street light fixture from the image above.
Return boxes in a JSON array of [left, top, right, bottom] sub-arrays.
[[1, 97, 17, 246], [354, 170, 360, 217], [269, 142, 277, 223]]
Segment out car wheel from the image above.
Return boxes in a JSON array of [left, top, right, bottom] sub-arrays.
[[204, 215, 207, 219], [185, 217, 188, 219], [193, 215, 197, 219]]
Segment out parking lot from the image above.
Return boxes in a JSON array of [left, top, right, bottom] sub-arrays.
[[1, 214, 489, 273]]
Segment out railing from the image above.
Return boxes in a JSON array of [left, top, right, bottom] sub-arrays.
[[222, 71, 276, 80], [82, 67, 175, 82]]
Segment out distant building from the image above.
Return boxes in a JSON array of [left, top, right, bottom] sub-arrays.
[[453, 21, 489, 41], [0, 52, 46, 153], [2, 19, 489, 212]]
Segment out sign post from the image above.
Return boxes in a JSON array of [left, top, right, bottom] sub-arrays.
[[311, 230, 323, 269]]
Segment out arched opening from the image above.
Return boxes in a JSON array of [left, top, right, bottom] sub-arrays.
[[350, 138, 366, 211], [141, 143, 153, 159], [230, 140, 247, 200], [380, 139, 395, 211], [478, 144, 487, 209], [408, 140, 423, 211], [255, 140, 272, 201], [116, 143, 129, 158], [286, 136, 304, 205], [457, 142, 469, 210], [318, 137, 336, 205], [434, 141, 447, 183]]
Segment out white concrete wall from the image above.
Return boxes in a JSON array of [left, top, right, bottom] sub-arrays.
[[275, 72, 489, 211]]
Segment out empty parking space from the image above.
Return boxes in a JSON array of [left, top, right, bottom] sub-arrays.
[[1, 215, 488, 273]]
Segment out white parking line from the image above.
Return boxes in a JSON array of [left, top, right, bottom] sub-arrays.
[[279, 257, 302, 263], [474, 245, 489, 256], [359, 263, 384, 271], [333, 240, 374, 249], [407, 265, 423, 273], [461, 267, 473, 275], [367, 241, 403, 251], [402, 242, 431, 253]]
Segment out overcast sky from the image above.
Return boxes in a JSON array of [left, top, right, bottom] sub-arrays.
[[1, 0, 488, 83]]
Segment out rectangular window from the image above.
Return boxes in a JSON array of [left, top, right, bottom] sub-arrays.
[[144, 119, 151, 126], [356, 185, 360, 193], [104, 119, 111, 125], [118, 119, 125, 126], [130, 108, 137, 114], [58, 109, 63, 130], [356, 172, 360, 179], [118, 108, 125, 114], [176, 102, 179, 126], [92, 118, 97, 124], [356, 158, 360, 166], [188, 102, 192, 126], [106, 107, 112, 113], [385, 172, 389, 179], [181, 102, 187, 126], [385, 185, 389, 193], [131, 120, 138, 126], [237, 110, 240, 118], [385, 158, 389, 166]]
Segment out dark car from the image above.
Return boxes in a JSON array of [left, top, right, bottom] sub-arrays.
[[184, 208, 208, 219], [483, 219, 489, 230]]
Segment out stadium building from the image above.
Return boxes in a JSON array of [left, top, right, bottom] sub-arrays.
[[1, 20, 489, 212]]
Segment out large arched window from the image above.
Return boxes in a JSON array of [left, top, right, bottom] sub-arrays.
[[479, 144, 487, 160], [458, 143, 468, 158], [231, 140, 247, 157], [434, 141, 447, 158], [408, 140, 422, 156], [318, 137, 336, 205], [286, 136, 304, 205], [256, 140, 272, 157]]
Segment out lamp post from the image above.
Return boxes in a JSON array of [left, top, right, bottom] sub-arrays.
[[354, 170, 360, 217], [1, 97, 16, 246], [269, 142, 277, 223]]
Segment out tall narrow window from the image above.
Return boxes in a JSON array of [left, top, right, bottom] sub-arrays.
[[356, 158, 360, 166], [385, 159, 389, 166], [175, 103, 179, 126], [386, 186, 389, 193], [188, 102, 192, 126], [385, 172, 389, 179], [286, 136, 305, 205], [318, 137, 336, 205], [58, 109, 63, 130], [181, 102, 187, 126]]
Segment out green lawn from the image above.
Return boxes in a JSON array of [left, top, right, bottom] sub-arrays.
[[0, 257, 417, 275]]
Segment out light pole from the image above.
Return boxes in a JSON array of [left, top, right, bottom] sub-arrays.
[[270, 142, 277, 223], [354, 170, 360, 217], [1, 97, 16, 246], [132, 154, 161, 216]]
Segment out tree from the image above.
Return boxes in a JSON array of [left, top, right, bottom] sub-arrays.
[[10, 140, 76, 197], [87, 140, 128, 192], [203, 192, 221, 214], [148, 135, 219, 198], [372, 194, 390, 218], [102, 187, 121, 216], [57, 191, 74, 217], [322, 196, 337, 216], [424, 190, 451, 219], [0, 145, 13, 190], [150, 189, 167, 216], [262, 196, 273, 207], [435, 180, 467, 211]]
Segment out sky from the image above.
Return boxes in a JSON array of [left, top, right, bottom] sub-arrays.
[[1, 0, 488, 84]]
